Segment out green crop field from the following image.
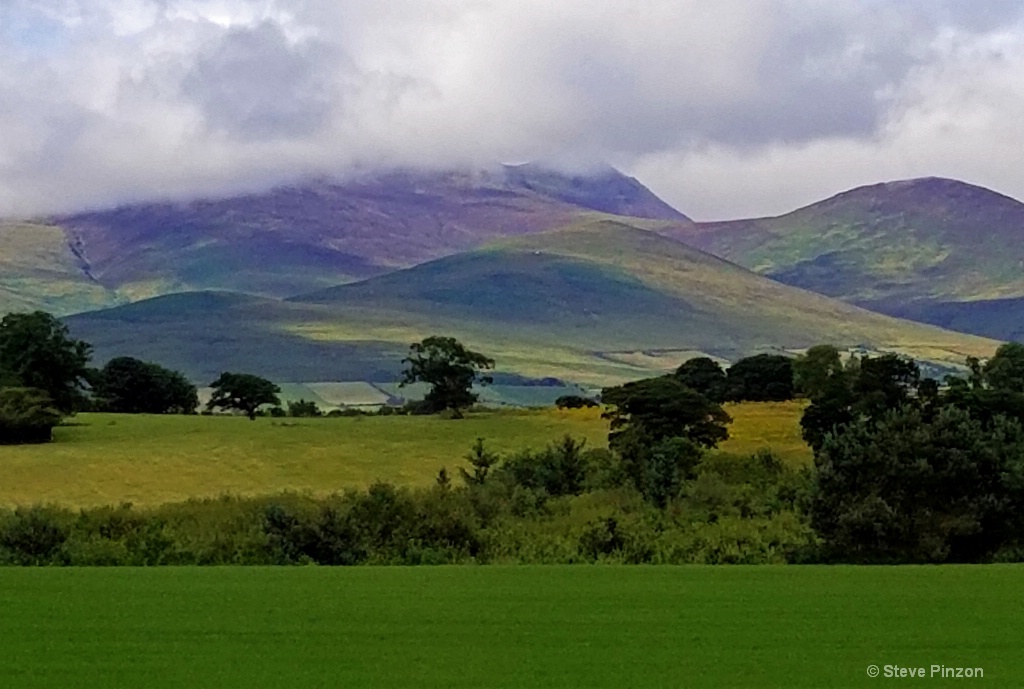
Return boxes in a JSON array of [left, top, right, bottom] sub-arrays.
[[0, 402, 810, 508], [0, 565, 1019, 688], [0, 403, 811, 507]]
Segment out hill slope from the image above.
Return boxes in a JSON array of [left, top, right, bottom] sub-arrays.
[[65, 220, 994, 385], [0, 165, 688, 316], [675, 177, 1024, 338]]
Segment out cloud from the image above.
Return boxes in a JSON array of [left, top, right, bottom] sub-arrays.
[[1, 0, 1023, 218]]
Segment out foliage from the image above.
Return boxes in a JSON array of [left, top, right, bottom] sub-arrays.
[[207, 372, 281, 420], [791, 345, 844, 400], [725, 354, 794, 402], [983, 341, 1024, 391], [800, 352, 921, 452], [554, 394, 599, 409], [674, 357, 727, 402], [0, 387, 63, 445], [810, 405, 1024, 563], [459, 438, 500, 486], [602, 376, 730, 450], [496, 435, 592, 497], [401, 336, 494, 417], [95, 356, 198, 414], [287, 399, 322, 418], [0, 311, 92, 413]]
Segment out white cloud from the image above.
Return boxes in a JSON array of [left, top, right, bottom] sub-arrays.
[[1, 0, 1023, 218]]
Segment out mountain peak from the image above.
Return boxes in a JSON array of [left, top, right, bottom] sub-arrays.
[[498, 163, 690, 222]]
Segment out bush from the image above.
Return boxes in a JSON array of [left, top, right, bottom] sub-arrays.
[[0, 507, 72, 565], [554, 395, 598, 409], [0, 387, 62, 445], [287, 399, 322, 418]]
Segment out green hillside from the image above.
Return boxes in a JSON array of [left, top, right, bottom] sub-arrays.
[[64, 220, 995, 386], [676, 177, 1024, 338], [0, 223, 120, 315]]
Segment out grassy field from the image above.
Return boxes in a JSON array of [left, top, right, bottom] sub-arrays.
[[0, 402, 810, 508], [0, 565, 1019, 688]]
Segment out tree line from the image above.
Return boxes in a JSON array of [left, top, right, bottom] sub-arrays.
[[0, 313, 503, 443]]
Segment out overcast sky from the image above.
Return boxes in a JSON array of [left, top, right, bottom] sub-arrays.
[[2, 0, 1024, 220]]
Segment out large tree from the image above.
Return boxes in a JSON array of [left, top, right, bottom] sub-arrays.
[[601, 376, 730, 450], [0, 311, 92, 414], [810, 405, 1024, 563], [96, 357, 198, 414], [401, 336, 494, 417], [673, 357, 727, 402], [725, 354, 794, 402], [206, 372, 280, 420]]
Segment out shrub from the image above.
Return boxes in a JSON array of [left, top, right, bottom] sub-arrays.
[[554, 395, 598, 409], [0, 387, 62, 445]]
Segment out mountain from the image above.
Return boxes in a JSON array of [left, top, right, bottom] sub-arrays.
[[64, 220, 994, 386], [675, 177, 1024, 339], [0, 165, 688, 316]]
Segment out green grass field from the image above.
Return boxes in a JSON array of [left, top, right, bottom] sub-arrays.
[[0, 403, 811, 507], [0, 565, 1019, 688], [0, 403, 811, 508]]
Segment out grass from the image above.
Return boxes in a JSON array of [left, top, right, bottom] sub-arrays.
[[0, 565, 1020, 688], [0, 402, 811, 508]]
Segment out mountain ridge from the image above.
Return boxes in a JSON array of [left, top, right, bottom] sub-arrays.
[[64, 220, 995, 386]]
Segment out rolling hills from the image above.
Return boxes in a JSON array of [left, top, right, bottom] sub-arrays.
[[64, 220, 995, 386], [677, 177, 1024, 339], [1, 165, 688, 315]]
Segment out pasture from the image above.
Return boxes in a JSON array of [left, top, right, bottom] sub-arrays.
[[0, 565, 1019, 688], [0, 402, 810, 508]]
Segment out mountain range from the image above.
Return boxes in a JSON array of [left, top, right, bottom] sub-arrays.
[[0, 165, 1016, 387], [675, 177, 1024, 340]]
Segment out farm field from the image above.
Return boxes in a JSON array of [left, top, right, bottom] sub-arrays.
[[0, 402, 809, 508], [0, 565, 1019, 688]]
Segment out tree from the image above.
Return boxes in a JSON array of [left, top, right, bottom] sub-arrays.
[[725, 354, 794, 402], [601, 376, 730, 450], [792, 345, 844, 400], [984, 342, 1024, 391], [95, 357, 198, 414], [674, 357, 727, 402], [287, 399, 322, 417], [0, 311, 92, 413], [206, 373, 280, 420], [853, 353, 920, 417], [810, 405, 1024, 563], [0, 387, 63, 444], [554, 395, 599, 409], [800, 352, 925, 452], [401, 336, 494, 417]]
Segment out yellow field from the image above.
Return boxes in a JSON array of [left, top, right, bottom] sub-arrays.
[[0, 402, 810, 508]]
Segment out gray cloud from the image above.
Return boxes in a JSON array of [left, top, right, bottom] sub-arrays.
[[1, 0, 1024, 218], [181, 20, 337, 140]]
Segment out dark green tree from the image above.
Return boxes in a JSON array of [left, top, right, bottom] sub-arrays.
[[602, 376, 730, 450], [792, 345, 844, 400], [0, 387, 63, 444], [984, 342, 1024, 391], [725, 354, 794, 402], [853, 353, 920, 417], [800, 352, 924, 452], [810, 405, 1024, 563], [206, 372, 281, 420], [0, 311, 92, 413], [287, 399, 322, 417], [95, 357, 198, 414], [674, 357, 727, 402], [401, 336, 494, 417]]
